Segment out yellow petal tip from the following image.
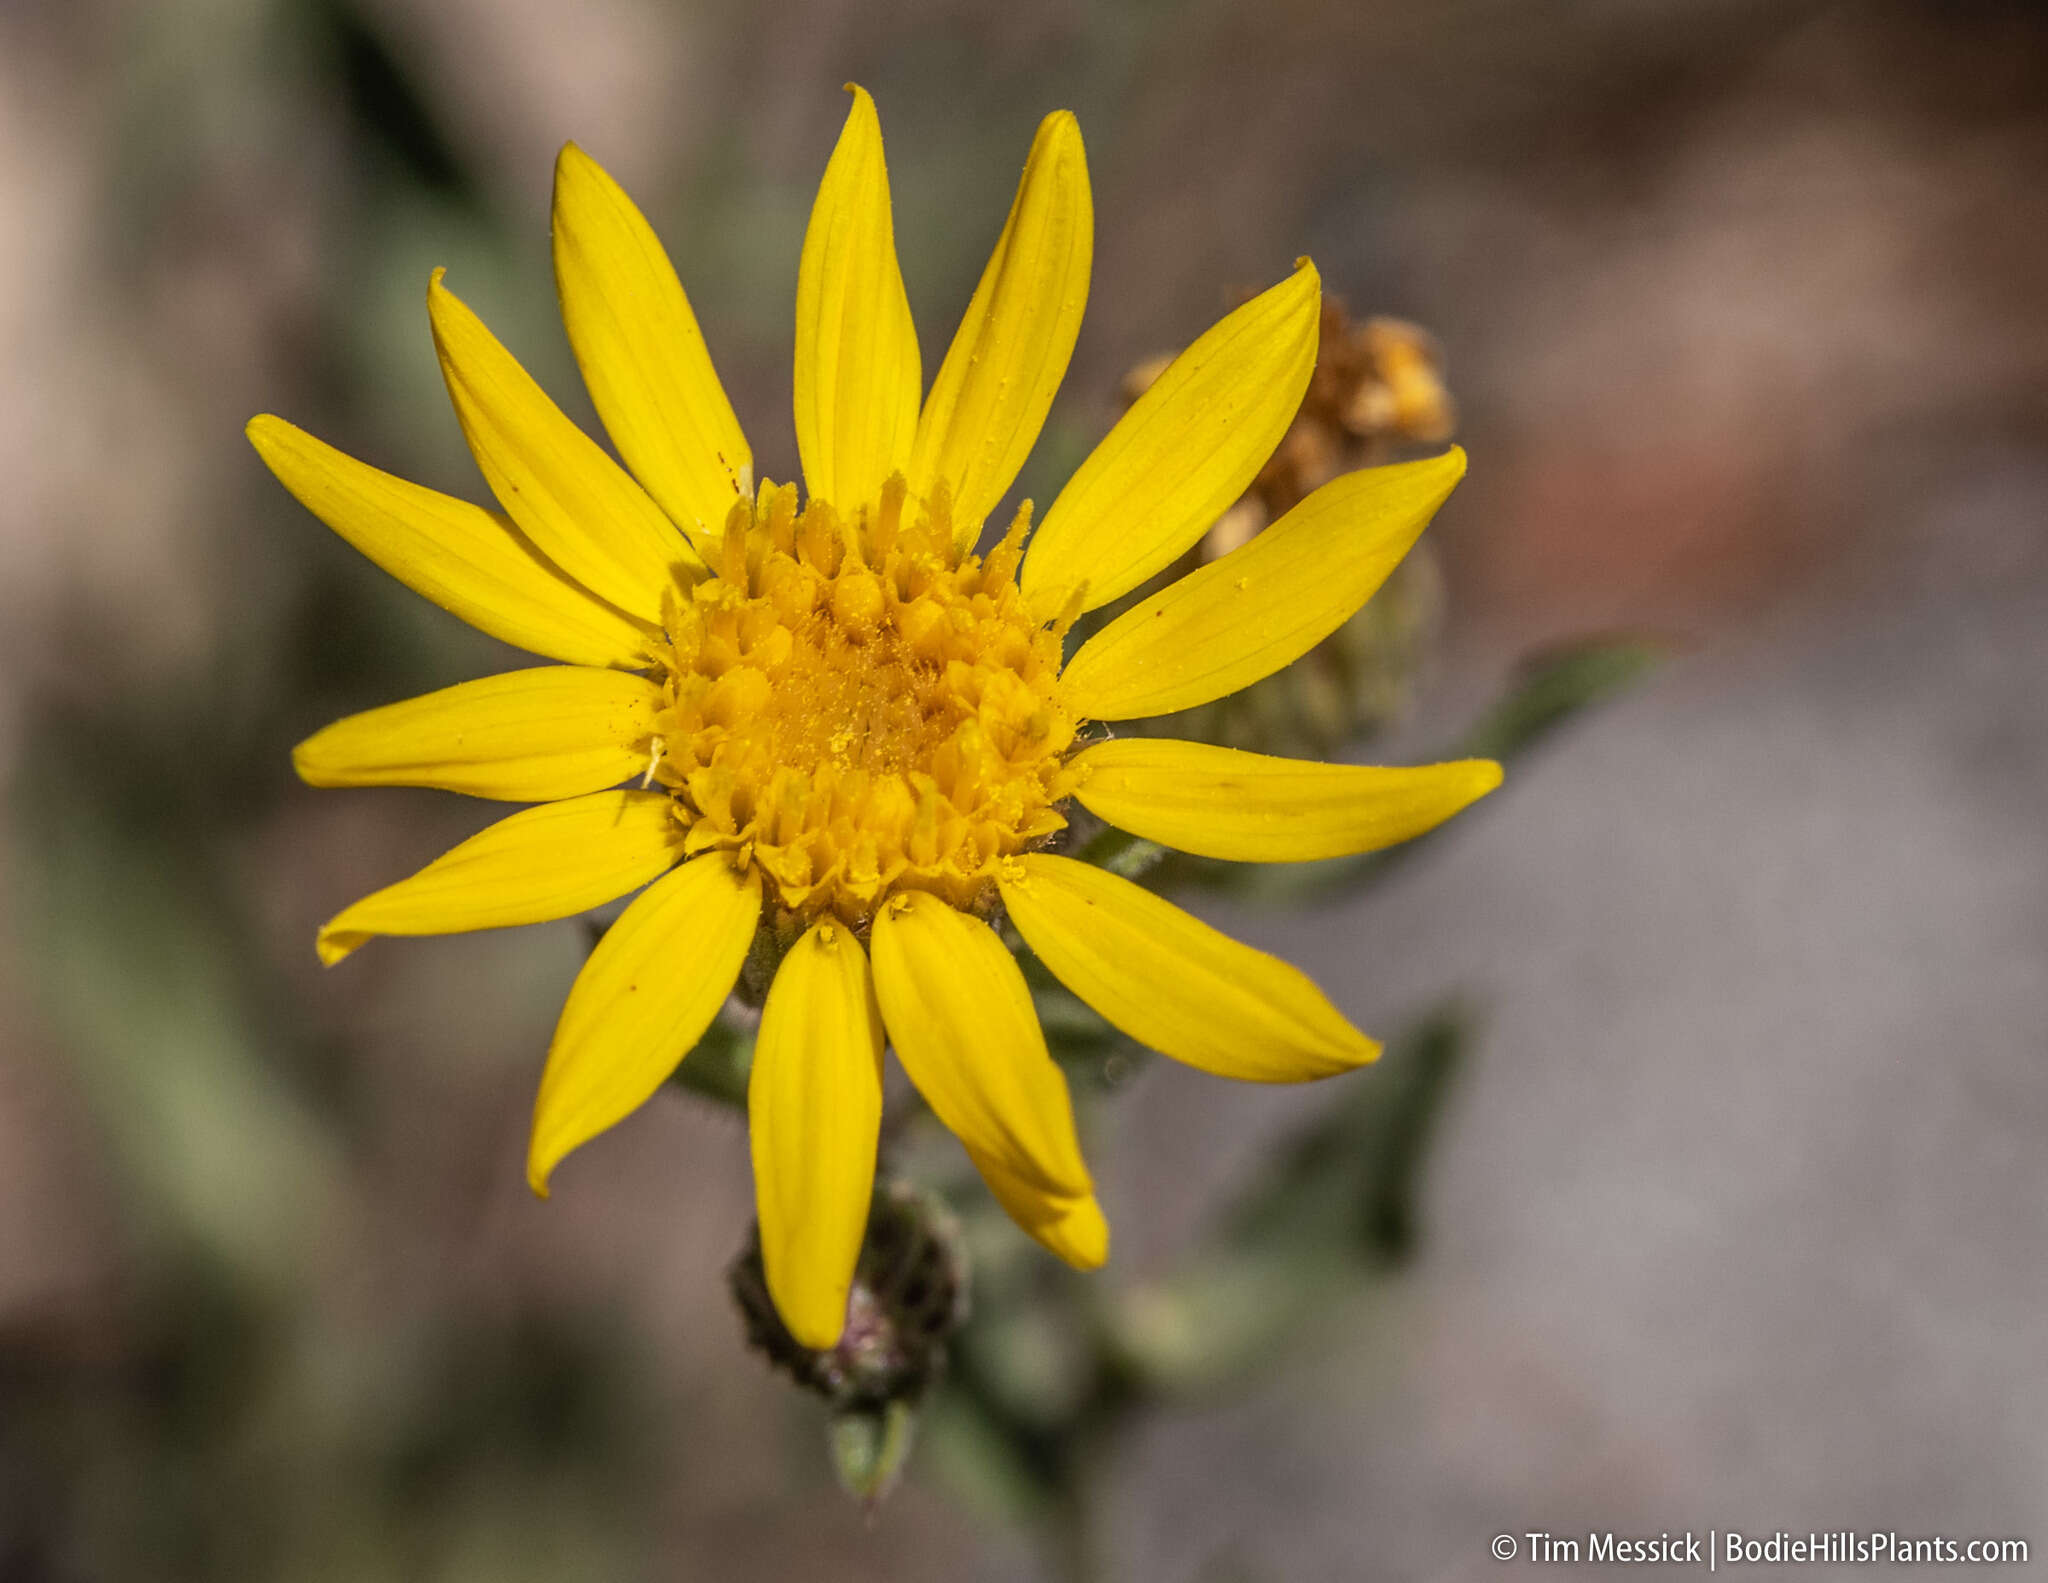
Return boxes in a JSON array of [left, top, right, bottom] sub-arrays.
[[553, 142, 597, 194], [1036, 110, 1086, 168], [1283, 257, 1320, 307], [793, 1321, 844, 1350], [836, 84, 879, 140], [525, 1149, 555, 1200], [783, 1306, 848, 1351], [1319, 1010, 1383, 1073], [288, 738, 322, 785], [1408, 443, 1469, 516], [1054, 1196, 1110, 1270], [314, 924, 363, 967]]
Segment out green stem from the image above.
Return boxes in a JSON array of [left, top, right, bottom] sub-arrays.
[[1046, 1426, 1111, 1583]]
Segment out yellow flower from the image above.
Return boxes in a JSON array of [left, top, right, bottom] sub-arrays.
[[249, 88, 1500, 1349]]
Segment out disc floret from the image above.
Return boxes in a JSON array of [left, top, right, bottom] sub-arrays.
[[651, 475, 1083, 932]]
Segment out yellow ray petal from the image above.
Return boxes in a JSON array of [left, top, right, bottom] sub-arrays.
[[907, 111, 1091, 551], [428, 270, 702, 621], [968, 1146, 1108, 1269], [1071, 739, 1502, 863], [1021, 261, 1321, 612], [316, 790, 683, 965], [552, 143, 752, 543], [1059, 448, 1466, 720], [247, 416, 651, 668], [529, 856, 761, 1195], [794, 86, 921, 521], [749, 921, 885, 1348], [869, 891, 1091, 1199], [999, 854, 1379, 1083], [293, 667, 660, 801]]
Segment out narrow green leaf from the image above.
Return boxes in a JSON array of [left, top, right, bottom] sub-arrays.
[[1456, 633, 1667, 763], [1219, 1001, 1471, 1263]]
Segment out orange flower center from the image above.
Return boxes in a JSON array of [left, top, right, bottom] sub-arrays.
[[651, 475, 1083, 932]]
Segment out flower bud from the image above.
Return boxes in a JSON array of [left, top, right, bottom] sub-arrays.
[[1117, 293, 1455, 756], [729, 1179, 970, 1412]]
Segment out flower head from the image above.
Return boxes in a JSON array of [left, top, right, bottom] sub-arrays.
[[250, 88, 1499, 1348]]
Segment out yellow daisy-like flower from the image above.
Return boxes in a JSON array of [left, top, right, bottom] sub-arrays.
[[249, 89, 1499, 1349]]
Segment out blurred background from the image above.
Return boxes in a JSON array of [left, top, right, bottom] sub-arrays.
[[3, 0, 2047, 1577]]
